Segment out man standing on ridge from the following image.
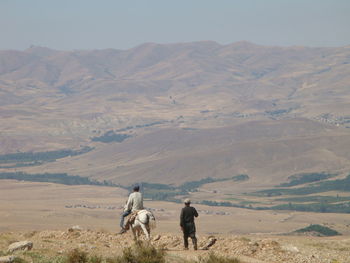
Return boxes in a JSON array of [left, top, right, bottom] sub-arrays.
[[119, 185, 143, 234], [180, 198, 198, 250]]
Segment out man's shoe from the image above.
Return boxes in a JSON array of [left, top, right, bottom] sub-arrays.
[[118, 228, 127, 234]]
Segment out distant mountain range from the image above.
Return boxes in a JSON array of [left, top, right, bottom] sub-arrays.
[[0, 41, 349, 188]]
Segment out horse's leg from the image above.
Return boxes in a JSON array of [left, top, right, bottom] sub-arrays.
[[146, 225, 151, 236], [140, 223, 150, 240], [137, 227, 142, 238], [131, 225, 137, 241]]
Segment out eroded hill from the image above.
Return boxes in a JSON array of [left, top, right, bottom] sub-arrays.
[[0, 41, 350, 188]]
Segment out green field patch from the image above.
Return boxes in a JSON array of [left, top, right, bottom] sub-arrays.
[[294, 224, 341, 236], [116, 121, 166, 132], [142, 189, 184, 202], [138, 175, 249, 202], [275, 195, 350, 203], [91, 122, 167, 143], [0, 172, 120, 188], [224, 196, 261, 205], [254, 174, 350, 197], [279, 172, 337, 187], [262, 201, 350, 213], [179, 174, 249, 192], [0, 161, 43, 168], [91, 130, 131, 143], [141, 182, 175, 190], [198, 200, 246, 208], [0, 147, 93, 166]]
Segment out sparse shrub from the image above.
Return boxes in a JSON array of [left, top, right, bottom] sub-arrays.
[[23, 231, 37, 238], [108, 241, 166, 263], [197, 253, 240, 263], [42, 239, 55, 243], [23, 251, 45, 261], [23, 251, 67, 263], [13, 258, 29, 263], [45, 257, 67, 263], [32, 256, 67, 263], [0, 234, 19, 246], [106, 258, 119, 263], [67, 248, 88, 263], [89, 255, 103, 263], [238, 237, 250, 242]]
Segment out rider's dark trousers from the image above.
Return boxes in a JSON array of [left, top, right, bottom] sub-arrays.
[[120, 210, 131, 228]]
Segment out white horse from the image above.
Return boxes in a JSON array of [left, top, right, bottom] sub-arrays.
[[129, 209, 156, 240]]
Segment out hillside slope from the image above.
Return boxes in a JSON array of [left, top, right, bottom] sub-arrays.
[[0, 41, 349, 186]]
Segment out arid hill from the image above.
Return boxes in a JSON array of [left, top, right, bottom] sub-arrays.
[[0, 41, 349, 187]]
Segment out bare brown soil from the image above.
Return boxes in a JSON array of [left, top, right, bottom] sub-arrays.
[[1, 229, 349, 263]]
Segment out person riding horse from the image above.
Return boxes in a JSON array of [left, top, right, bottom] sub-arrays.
[[119, 185, 144, 234]]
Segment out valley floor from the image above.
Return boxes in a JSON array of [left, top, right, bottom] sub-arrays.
[[1, 180, 350, 262]]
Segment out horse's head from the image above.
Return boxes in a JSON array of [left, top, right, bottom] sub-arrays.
[[147, 211, 156, 230], [146, 210, 156, 221], [139, 210, 156, 229]]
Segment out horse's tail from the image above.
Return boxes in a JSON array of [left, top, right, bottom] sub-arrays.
[[147, 211, 156, 230]]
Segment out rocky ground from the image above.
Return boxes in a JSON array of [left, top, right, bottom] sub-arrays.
[[0, 227, 349, 263]]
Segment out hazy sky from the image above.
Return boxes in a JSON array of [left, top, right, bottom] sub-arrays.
[[1, 0, 349, 50]]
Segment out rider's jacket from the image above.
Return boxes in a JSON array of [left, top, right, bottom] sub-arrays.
[[124, 192, 144, 212]]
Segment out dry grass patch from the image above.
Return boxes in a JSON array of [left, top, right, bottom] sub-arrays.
[[106, 241, 166, 263], [196, 253, 240, 263]]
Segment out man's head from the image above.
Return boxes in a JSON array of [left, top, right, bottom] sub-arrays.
[[133, 185, 140, 192], [184, 198, 191, 206]]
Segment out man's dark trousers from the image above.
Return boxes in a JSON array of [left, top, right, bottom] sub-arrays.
[[183, 222, 197, 250]]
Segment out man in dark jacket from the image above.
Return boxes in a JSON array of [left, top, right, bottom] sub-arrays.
[[180, 198, 198, 250]]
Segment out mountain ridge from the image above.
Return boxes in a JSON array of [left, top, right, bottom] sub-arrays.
[[0, 41, 349, 187]]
